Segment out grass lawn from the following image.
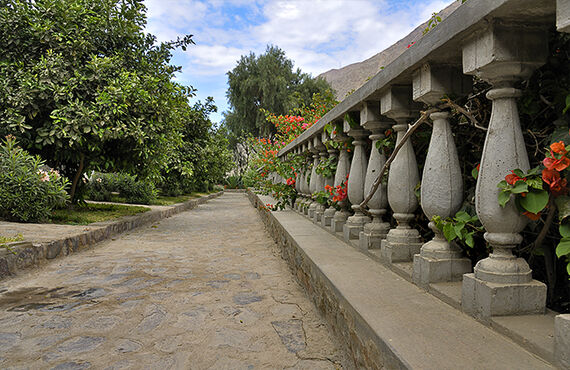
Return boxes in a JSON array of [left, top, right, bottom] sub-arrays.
[[151, 192, 211, 206], [100, 191, 214, 206], [51, 203, 150, 225]]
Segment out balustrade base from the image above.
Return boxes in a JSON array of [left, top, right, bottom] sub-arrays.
[[322, 208, 336, 228], [343, 214, 370, 241], [380, 228, 422, 263], [308, 203, 318, 219], [331, 217, 347, 233], [412, 254, 471, 288], [462, 273, 546, 319], [358, 232, 383, 251]]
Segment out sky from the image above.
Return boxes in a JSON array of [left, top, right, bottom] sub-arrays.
[[143, 0, 454, 124]]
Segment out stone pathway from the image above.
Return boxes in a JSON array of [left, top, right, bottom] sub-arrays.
[[0, 193, 347, 369]]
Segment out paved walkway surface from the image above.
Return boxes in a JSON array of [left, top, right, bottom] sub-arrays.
[[0, 193, 347, 369]]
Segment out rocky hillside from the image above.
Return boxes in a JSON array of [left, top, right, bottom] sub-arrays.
[[319, 2, 460, 100]]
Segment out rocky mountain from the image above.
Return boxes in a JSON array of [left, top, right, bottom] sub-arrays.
[[319, 2, 461, 100]]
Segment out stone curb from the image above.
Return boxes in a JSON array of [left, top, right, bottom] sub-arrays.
[[0, 191, 224, 280], [246, 189, 395, 369]]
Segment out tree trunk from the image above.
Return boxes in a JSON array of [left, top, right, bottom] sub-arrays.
[[69, 153, 85, 203]]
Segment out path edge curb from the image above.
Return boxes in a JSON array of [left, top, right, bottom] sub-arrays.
[[0, 191, 224, 280]]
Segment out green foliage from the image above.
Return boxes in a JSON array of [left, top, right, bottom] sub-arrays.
[[224, 45, 332, 139], [432, 211, 483, 249], [315, 155, 337, 179], [51, 203, 149, 225], [0, 0, 195, 201], [158, 99, 234, 196], [313, 191, 330, 205], [224, 175, 243, 189], [497, 167, 548, 214], [0, 136, 69, 222], [422, 12, 442, 35], [86, 172, 156, 205]]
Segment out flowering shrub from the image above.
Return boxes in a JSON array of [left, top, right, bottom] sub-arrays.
[[324, 175, 348, 204], [0, 136, 69, 222], [247, 92, 337, 209], [498, 140, 570, 276]]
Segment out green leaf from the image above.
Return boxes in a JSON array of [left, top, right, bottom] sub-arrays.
[[527, 178, 543, 190], [511, 181, 529, 194], [513, 169, 525, 178], [465, 232, 474, 248], [556, 239, 570, 258], [563, 94, 570, 115], [556, 195, 570, 221], [471, 167, 479, 180], [560, 222, 570, 238], [443, 223, 456, 241], [497, 180, 508, 188], [519, 190, 549, 214], [527, 167, 540, 176], [498, 191, 511, 207], [567, 262, 570, 276], [453, 222, 465, 238], [455, 211, 471, 222]]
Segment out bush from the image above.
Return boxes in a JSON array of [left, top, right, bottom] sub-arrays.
[[86, 172, 156, 204], [224, 175, 243, 189], [0, 136, 69, 222]]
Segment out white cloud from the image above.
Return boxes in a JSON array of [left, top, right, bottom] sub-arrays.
[[143, 0, 455, 123]]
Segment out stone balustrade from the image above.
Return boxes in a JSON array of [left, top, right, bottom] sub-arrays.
[[268, 2, 568, 355]]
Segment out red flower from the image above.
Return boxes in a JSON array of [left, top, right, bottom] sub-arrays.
[[542, 168, 568, 196], [550, 141, 567, 155], [523, 211, 541, 221], [505, 170, 524, 185], [543, 151, 570, 171]]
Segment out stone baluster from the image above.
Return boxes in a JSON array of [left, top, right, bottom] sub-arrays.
[[314, 135, 328, 223], [294, 148, 302, 211], [461, 22, 547, 317], [359, 101, 392, 251], [379, 86, 423, 264], [320, 131, 337, 227], [410, 64, 473, 287], [302, 146, 312, 215], [331, 126, 352, 233], [307, 140, 319, 218], [298, 144, 309, 213], [343, 114, 371, 241], [558, 0, 570, 33]]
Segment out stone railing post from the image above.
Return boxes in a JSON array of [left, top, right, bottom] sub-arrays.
[[461, 22, 547, 318], [314, 135, 328, 223], [358, 101, 391, 251], [294, 148, 302, 211], [558, 0, 570, 33], [322, 133, 338, 227], [301, 145, 312, 215], [331, 127, 352, 233], [411, 64, 473, 288], [343, 115, 371, 241], [307, 140, 320, 218], [379, 86, 423, 264]]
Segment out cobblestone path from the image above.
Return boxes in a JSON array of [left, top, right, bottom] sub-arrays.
[[0, 193, 347, 369]]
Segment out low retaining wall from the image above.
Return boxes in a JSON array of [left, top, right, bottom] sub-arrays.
[[248, 190, 395, 369], [0, 192, 223, 280]]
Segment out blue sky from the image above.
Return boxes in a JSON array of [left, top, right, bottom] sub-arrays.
[[143, 0, 453, 124]]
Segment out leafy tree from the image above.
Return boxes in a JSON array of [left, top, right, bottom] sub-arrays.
[[0, 0, 194, 201], [225, 45, 332, 139], [158, 98, 234, 195]]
